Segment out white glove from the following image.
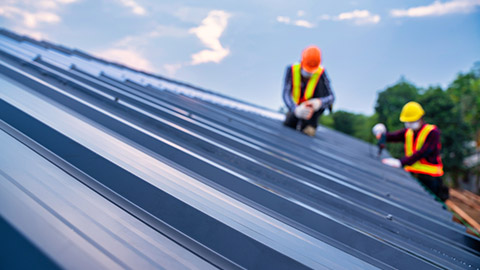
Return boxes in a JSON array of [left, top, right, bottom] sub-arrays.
[[294, 103, 314, 120], [372, 123, 386, 138], [306, 98, 322, 111], [382, 158, 401, 168]]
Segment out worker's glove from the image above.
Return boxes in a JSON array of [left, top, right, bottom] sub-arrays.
[[294, 103, 314, 120], [306, 98, 322, 111], [382, 158, 401, 168], [372, 123, 386, 139]]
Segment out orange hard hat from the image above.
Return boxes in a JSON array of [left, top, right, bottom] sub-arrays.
[[301, 45, 321, 73]]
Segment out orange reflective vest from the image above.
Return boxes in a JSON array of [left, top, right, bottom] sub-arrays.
[[404, 124, 444, 177], [291, 63, 324, 105]]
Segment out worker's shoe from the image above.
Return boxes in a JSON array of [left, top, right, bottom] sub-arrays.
[[302, 125, 316, 137]]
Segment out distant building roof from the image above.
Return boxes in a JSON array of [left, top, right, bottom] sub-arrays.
[[0, 28, 479, 269]]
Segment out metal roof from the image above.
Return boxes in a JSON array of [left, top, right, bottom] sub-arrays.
[[0, 28, 479, 269]]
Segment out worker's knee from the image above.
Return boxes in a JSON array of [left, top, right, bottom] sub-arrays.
[[302, 110, 323, 129]]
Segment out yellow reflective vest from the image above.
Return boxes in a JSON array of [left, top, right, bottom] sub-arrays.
[[404, 124, 444, 177], [291, 63, 324, 105]]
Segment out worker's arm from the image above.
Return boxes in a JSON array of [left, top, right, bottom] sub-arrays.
[[372, 125, 406, 142], [400, 130, 440, 166], [318, 71, 335, 110], [385, 129, 407, 143], [282, 66, 297, 112], [372, 125, 406, 168]]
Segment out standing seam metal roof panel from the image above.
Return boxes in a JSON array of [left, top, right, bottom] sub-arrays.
[[0, 28, 479, 269]]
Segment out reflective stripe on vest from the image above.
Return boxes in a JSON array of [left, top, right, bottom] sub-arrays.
[[404, 124, 444, 176], [291, 63, 324, 105]]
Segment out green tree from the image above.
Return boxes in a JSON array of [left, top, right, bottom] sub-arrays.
[[332, 111, 356, 135], [375, 78, 420, 130], [354, 114, 378, 143], [444, 64, 480, 187], [319, 113, 334, 129], [447, 64, 480, 148], [320, 111, 378, 144]]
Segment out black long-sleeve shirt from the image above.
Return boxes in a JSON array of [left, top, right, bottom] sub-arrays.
[[282, 65, 335, 112]]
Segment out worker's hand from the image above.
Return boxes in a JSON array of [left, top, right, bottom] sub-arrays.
[[382, 158, 401, 168], [294, 103, 314, 120], [372, 123, 386, 139], [306, 98, 322, 111]]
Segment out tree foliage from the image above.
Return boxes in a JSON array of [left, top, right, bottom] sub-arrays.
[[447, 63, 480, 147], [375, 78, 419, 131], [320, 111, 377, 143], [332, 111, 356, 135]]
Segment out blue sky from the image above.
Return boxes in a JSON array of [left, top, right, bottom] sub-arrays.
[[1, 0, 479, 114]]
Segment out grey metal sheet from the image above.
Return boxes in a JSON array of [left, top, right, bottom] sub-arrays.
[[1, 58, 477, 268], [20, 57, 448, 221], [4, 53, 480, 252], [0, 127, 217, 270], [0, 36, 38, 61], [0, 68, 377, 270], [1, 28, 479, 269], [39, 61, 443, 220]]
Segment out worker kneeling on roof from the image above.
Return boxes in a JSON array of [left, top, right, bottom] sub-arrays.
[[282, 45, 335, 137], [372, 101, 449, 201]]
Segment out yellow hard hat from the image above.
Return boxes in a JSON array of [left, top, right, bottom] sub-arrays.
[[400, 101, 425, 122]]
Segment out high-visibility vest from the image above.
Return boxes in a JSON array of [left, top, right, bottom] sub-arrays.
[[291, 63, 324, 105], [404, 124, 444, 176]]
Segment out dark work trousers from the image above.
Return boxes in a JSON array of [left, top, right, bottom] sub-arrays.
[[284, 109, 324, 131], [415, 173, 449, 201]]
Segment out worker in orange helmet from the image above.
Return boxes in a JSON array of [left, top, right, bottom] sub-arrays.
[[372, 101, 449, 201], [282, 45, 335, 136]]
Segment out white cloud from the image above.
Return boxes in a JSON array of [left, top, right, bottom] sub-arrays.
[[95, 48, 153, 72], [24, 11, 60, 27], [0, 0, 77, 32], [277, 16, 315, 28], [190, 48, 230, 65], [318, 9, 380, 25], [391, 0, 480, 17], [294, 20, 314, 28], [104, 24, 190, 75], [189, 10, 231, 65], [279, 8, 390, 28], [117, 0, 146, 16], [276, 16, 291, 24], [336, 10, 381, 24]]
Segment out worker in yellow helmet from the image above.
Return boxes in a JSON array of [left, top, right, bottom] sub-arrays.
[[372, 101, 449, 201], [282, 45, 335, 136]]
